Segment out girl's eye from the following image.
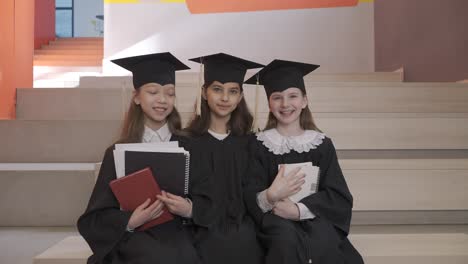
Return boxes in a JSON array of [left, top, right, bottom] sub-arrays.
[[271, 96, 281, 100], [230, 89, 239, 94], [148, 91, 157, 95]]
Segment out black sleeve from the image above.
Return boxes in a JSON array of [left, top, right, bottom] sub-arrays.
[[77, 147, 132, 262], [300, 138, 354, 236], [187, 141, 215, 228], [243, 136, 270, 226]]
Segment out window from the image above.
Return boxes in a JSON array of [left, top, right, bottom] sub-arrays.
[[56, 0, 74, 37]]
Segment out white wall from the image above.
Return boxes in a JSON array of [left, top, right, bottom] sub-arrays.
[[103, 2, 374, 74], [74, 0, 103, 37]]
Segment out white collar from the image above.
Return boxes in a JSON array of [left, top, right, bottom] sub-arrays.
[[143, 123, 172, 143], [208, 129, 230, 140], [256, 128, 325, 155]]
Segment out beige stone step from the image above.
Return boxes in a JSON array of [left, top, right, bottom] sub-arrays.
[[33, 230, 468, 264], [342, 159, 468, 211], [2, 117, 467, 163], [78, 71, 403, 89], [0, 120, 119, 163], [1, 159, 466, 226], [0, 164, 98, 226], [23, 81, 468, 118]]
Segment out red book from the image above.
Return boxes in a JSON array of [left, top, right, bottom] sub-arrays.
[[109, 167, 174, 231]]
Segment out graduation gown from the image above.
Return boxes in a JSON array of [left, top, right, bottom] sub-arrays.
[[77, 135, 213, 264], [244, 134, 364, 264], [189, 132, 264, 264]]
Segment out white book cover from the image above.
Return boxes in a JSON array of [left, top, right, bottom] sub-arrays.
[[281, 162, 320, 203], [113, 142, 185, 178]]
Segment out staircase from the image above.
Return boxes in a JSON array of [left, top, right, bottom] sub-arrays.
[[34, 38, 103, 67], [2, 71, 468, 264]]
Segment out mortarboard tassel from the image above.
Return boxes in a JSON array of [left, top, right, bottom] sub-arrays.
[[196, 59, 204, 116], [253, 73, 260, 132]]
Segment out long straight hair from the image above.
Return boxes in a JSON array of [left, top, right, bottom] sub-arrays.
[[264, 90, 321, 132], [116, 90, 184, 144], [186, 82, 253, 137]]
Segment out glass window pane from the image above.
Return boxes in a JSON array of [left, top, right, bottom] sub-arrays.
[[56, 10, 72, 37], [56, 0, 72, 8]]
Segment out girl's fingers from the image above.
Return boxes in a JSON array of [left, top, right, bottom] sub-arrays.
[[286, 167, 301, 178], [136, 198, 151, 210], [277, 165, 285, 177], [151, 210, 164, 219], [165, 192, 182, 200], [146, 199, 161, 211]]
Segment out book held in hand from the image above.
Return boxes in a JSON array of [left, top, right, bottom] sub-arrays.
[[109, 167, 174, 231], [280, 162, 320, 203]]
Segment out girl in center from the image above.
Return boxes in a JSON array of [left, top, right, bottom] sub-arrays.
[[186, 53, 265, 264]]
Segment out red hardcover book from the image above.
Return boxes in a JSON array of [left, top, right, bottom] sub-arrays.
[[109, 167, 174, 231]]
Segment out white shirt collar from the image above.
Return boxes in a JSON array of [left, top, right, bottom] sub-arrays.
[[208, 129, 230, 140], [256, 128, 325, 155], [143, 123, 172, 143]]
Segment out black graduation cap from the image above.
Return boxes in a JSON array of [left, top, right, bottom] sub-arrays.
[[111, 52, 190, 89], [189, 53, 264, 86], [245, 59, 320, 98]]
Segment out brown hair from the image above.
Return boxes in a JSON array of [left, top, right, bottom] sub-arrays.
[[264, 90, 321, 132], [116, 91, 184, 144], [186, 82, 253, 137]]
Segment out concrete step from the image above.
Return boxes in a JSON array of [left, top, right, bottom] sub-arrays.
[[77, 72, 403, 89], [1, 159, 466, 226], [0, 227, 77, 264], [0, 120, 119, 162], [2, 116, 467, 163], [0, 164, 98, 226], [17, 81, 468, 120], [33, 226, 468, 264]]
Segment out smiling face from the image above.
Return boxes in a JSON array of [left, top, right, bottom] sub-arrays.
[[268, 87, 308, 128], [203, 81, 243, 120], [133, 83, 176, 129]]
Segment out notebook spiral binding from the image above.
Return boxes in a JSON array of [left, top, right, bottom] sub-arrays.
[[184, 152, 190, 195]]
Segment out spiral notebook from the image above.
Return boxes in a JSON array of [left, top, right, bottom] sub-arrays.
[[124, 150, 190, 197]]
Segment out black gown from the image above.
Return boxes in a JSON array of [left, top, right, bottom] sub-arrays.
[[244, 134, 364, 264], [77, 135, 213, 264], [188, 132, 264, 264]]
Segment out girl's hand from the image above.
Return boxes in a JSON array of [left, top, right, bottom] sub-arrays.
[[266, 165, 305, 204], [272, 199, 300, 220], [157, 191, 192, 218], [127, 198, 164, 230]]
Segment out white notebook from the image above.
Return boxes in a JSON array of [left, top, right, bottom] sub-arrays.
[[281, 162, 320, 203]]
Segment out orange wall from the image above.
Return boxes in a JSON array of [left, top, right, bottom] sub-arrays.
[[35, 0, 55, 49], [0, 0, 34, 119]]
